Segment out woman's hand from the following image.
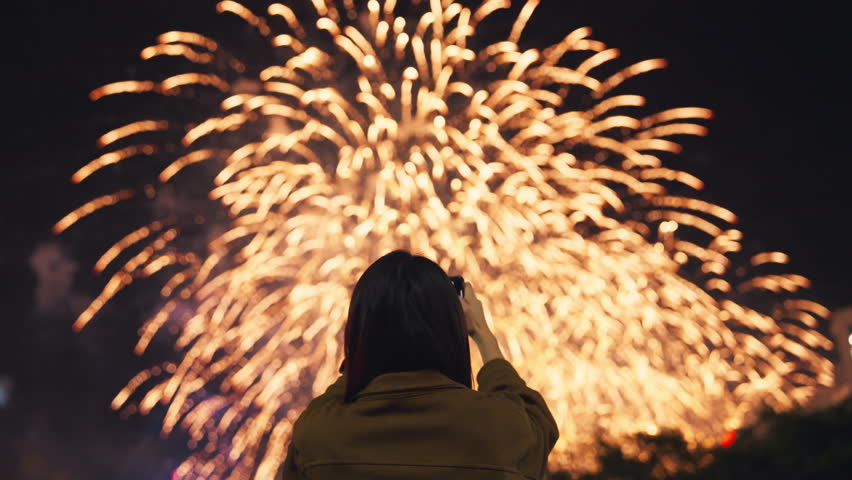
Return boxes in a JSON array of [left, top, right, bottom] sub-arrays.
[[460, 282, 503, 363]]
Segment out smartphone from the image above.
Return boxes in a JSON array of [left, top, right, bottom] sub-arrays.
[[449, 275, 465, 298]]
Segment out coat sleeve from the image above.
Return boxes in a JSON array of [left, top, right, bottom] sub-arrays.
[[476, 358, 560, 480], [280, 440, 307, 480]]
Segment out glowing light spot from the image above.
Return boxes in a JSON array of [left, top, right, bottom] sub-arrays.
[[719, 430, 737, 448]]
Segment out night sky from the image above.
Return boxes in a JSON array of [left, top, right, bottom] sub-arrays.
[[2, 1, 850, 478]]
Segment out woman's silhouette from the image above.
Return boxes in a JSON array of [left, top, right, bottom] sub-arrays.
[[281, 249, 559, 479]]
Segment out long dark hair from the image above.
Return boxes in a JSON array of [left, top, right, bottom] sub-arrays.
[[342, 249, 472, 403]]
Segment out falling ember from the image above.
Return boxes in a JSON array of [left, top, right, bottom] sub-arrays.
[[57, 0, 834, 477]]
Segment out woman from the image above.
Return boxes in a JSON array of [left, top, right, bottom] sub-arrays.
[[280, 250, 559, 479]]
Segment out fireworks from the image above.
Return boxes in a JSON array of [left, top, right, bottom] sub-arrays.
[[56, 0, 834, 477]]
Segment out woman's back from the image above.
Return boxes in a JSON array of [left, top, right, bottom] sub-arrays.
[[282, 358, 558, 480]]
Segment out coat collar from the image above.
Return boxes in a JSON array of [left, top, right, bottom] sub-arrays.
[[327, 368, 467, 398]]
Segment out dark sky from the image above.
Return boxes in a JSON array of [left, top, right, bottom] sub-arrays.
[[1, 1, 850, 478]]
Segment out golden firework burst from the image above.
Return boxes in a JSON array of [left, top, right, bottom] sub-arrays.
[[56, 0, 834, 477]]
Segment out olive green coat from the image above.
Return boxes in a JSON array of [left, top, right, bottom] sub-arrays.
[[280, 358, 559, 479]]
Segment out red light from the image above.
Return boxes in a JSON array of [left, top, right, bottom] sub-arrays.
[[720, 429, 737, 448]]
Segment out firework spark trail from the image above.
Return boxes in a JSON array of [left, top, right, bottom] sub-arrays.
[[56, 0, 834, 476]]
